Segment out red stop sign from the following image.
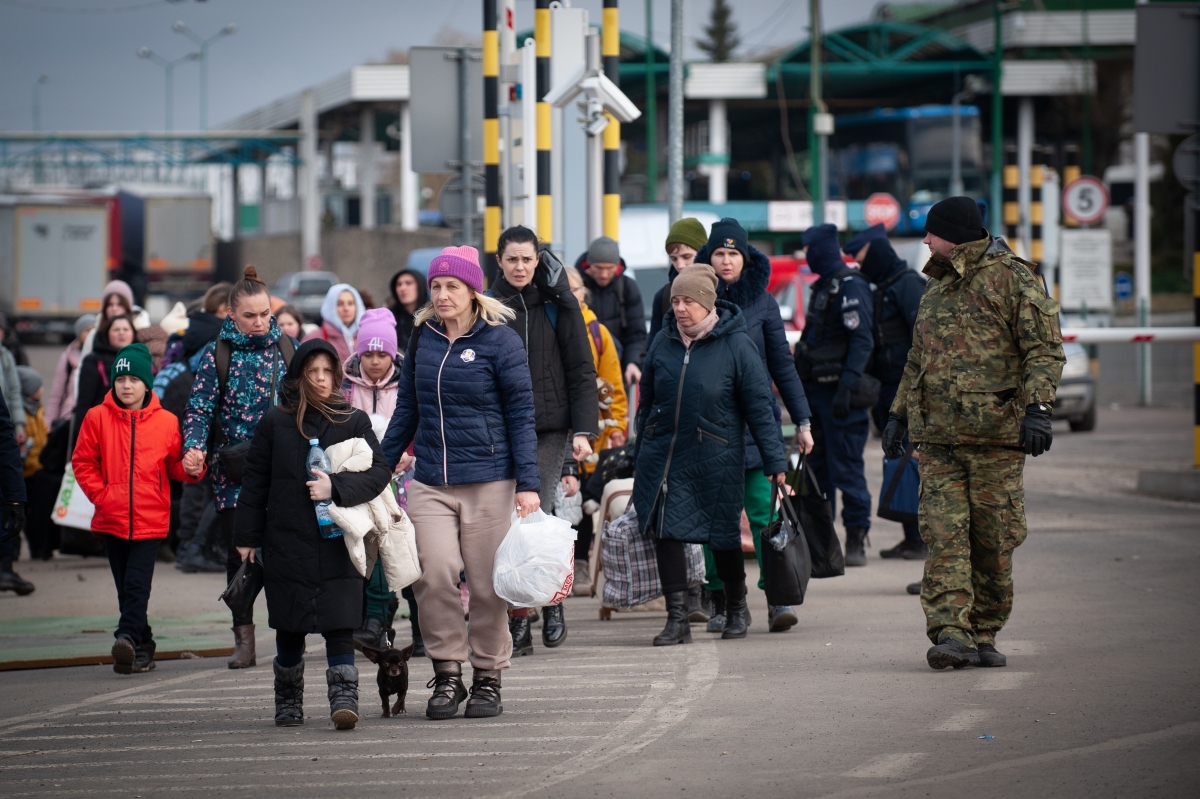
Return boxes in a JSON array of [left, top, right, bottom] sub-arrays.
[[863, 193, 901, 230]]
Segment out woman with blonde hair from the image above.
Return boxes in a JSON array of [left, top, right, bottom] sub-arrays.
[[382, 245, 539, 721]]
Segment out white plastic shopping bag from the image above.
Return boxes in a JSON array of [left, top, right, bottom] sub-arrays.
[[493, 510, 578, 607], [52, 463, 95, 531]]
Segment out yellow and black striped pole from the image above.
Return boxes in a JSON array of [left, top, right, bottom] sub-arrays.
[[602, 0, 621, 242], [483, 0, 500, 283], [1030, 146, 1044, 265], [1003, 144, 1019, 245], [536, 0, 552, 247], [1063, 144, 1080, 228]]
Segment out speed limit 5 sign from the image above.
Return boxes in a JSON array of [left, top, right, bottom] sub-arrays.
[[1062, 176, 1110, 225]]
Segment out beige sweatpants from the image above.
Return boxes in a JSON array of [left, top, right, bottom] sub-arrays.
[[407, 479, 516, 671]]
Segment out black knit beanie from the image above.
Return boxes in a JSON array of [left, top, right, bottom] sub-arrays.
[[706, 217, 750, 261], [924, 196, 985, 245]]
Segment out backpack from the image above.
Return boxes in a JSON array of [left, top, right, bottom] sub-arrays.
[[214, 335, 295, 397]]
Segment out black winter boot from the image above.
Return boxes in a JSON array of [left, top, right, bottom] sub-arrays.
[[509, 612, 533, 657], [685, 584, 709, 623], [273, 658, 305, 727], [464, 669, 503, 718], [706, 589, 727, 633], [721, 581, 751, 639], [353, 618, 389, 652], [653, 591, 692, 646], [426, 660, 468, 719], [845, 527, 869, 567], [326, 664, 359, 730], [541, 604, 567, 648]]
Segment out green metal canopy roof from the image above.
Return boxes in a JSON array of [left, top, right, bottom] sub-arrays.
[[767, 21, 993, 100]]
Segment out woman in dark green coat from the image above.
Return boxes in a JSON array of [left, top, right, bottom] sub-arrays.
[[632, 265, 788, 646]]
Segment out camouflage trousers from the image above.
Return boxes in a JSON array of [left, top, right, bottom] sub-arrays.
[[917, 444, 1027, 648]]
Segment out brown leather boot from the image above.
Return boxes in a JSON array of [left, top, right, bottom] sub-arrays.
[[228, 624, 256, 669]]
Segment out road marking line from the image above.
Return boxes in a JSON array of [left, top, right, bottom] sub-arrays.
[[933, 709, 990, 731], [0, 750, 581, 771], [976, 671, 1032, 691], [3, 764, 533, 784], [843, 753, 928, 778]]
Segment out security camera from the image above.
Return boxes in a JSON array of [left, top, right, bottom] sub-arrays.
[[546, 65, 641, 126]]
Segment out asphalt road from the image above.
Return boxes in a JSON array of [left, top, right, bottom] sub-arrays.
[[0, 406, 1196, 798]]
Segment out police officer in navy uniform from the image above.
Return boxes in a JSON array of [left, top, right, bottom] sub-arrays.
[[794, 223, 874, 566], [843, 223, 927, 560]]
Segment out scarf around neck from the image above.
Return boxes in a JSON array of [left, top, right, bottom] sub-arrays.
[[678, 308, 719, 348]]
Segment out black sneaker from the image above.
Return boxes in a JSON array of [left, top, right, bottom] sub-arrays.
[[463, 670, 503, 718], [926, 638, 980, 670], [880, 539, 928, 560], [977, 643, 1007, 668], [906, 582, 921, 595], [767, 605, 798, 632], [111, 635, 136, 675], [132, 642, 156, 673]]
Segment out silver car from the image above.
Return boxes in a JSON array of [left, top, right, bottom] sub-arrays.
[[1052, 342, 1096, 431], [272, 271, 338, 322]]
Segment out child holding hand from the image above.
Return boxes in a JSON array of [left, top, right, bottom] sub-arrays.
[[72, 343, 203, 674]]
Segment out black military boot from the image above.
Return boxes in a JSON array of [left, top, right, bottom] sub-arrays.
[[977, 643, 1007, 668], [721, 581, 752, 639], [685, 584, 709, 623], [880, 539, 927, 560], [326, 664, 359, 730], [464, 669, 503, 718], [0, 568, 35, 596], [653, 591, 692, 646], [273, 658, 305, 727], [541, 604, 567, 648], [706, 589, 727, 633], [509, 612, 533, 657], [926, 636, 980, 670], [845, 527, 869, 567], [353, 618, 389, 652], [425, 660, 468, 720]]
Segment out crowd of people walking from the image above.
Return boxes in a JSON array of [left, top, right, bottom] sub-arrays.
[[0, 197, 1064, 729]]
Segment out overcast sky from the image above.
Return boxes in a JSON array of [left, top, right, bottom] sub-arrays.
[[0, 0, 884, 132]]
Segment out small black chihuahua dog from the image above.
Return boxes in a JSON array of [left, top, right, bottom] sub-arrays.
[[363, 641, 416, 718]]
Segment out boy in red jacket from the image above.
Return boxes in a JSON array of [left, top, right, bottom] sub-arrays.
[[73, 343, 202, 674]]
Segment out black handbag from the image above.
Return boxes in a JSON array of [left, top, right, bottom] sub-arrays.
[[219, 558, 264, 620], [790, 450, 845, 578], [759, 479, 812, 606]]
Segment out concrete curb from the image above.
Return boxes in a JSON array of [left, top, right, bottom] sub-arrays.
[[1136, 469, 1200, 502]]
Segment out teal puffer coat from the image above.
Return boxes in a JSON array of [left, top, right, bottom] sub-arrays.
[[632, 300, 787, 550]]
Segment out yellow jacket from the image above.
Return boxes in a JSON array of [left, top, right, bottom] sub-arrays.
[[23, 406, 47, 478], [580, 302, 627, 473]]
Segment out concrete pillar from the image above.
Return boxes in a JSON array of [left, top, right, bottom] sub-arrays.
[[359, 107, 377, 230], [299, 89, 321, 269], [707, 98, 728, 205], [1134, 130, 1152, 404], [1017, 96, 1034, 258], [399, 101, 418, 232]]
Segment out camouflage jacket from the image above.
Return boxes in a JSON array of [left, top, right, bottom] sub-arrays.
[[891, 234, 1064, 447]]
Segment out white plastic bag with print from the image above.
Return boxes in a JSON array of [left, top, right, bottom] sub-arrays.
[[493, 510, 578, 608]]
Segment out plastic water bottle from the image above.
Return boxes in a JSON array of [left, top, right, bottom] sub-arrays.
[[306, 439, 344, 539]]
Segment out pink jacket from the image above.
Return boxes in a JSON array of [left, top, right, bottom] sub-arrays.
[[46, 343, 81, 422], [341, 354, 400, 419], [303, 321, 353, 363]]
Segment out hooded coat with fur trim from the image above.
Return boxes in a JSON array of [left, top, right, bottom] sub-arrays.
[[342, 353, 402, 419]]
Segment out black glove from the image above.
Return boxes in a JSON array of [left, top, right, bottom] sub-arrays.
[[882, 414, 907, 458], [1, 502, 26, 545], [1019, 404, 1053, 457], [832, 383, 853, 420]]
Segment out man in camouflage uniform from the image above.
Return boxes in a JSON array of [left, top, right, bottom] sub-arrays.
[[882, 197, 1064, 670]]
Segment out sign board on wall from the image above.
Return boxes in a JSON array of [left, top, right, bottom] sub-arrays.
[[409, 47, 483, 173], [767, 200, 848, 232], [1059, 229, 1113, 311]]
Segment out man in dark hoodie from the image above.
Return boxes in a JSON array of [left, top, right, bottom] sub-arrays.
[[843, 224, 927, 560], [794, 223, 875, 567], [386, 268, 429, 352], [491, 226, 599, 654]]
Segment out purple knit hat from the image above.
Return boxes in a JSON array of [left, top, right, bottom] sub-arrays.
[[427, 245, 484, 293], [356, 307, 398, 358]]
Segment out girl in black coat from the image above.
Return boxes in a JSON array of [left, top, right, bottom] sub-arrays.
[[235, 339, 392, 731]]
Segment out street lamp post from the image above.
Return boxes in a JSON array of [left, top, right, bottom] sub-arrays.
[[32, 74, 49, 132], [137, 48, 200, 132], [173, 21, 236, 130]]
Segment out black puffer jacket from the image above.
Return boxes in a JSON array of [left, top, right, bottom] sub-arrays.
[[490, 273, 598, 436], [233, 339, 392, 633]]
